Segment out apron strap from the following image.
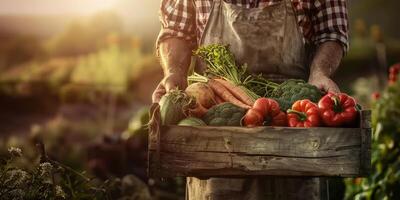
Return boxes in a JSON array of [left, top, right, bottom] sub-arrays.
[[199, 0, 222, 46]]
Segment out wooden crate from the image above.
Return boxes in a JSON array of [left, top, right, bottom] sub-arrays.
[[148, 104, 371, 178]]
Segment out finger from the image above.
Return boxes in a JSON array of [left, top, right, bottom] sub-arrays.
[[316, 84, 327, 93], [152, 89, 165, 103], [320, 84, 338, 94], [320, 85, 333, 94], [164, 81, 179, 92], [327, 81, 341, 93], [152, 84, 166, 103], [328, 85, 340, 93]]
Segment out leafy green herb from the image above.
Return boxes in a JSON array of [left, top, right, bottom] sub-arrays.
[[194, 44, 278, 99]]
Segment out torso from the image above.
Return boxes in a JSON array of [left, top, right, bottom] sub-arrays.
[[193, 0, 314, 43], [187, 1, 319, 199]]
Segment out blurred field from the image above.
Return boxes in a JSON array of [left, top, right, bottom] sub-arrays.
[[0, 12, 164, 137]]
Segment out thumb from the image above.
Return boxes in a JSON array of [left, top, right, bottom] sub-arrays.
[[327, 85, 341, 93], [327, 80, 341, 93], [164, 81, 178, 92]]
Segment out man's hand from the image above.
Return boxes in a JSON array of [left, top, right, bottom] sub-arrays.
[[308, 73, 340, 93], [152, 73, 188, 103], [308, 41, 343, 93]]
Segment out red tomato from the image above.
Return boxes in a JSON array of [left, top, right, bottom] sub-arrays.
[[242, 108, 264, 127], [270, 111, 288, 127], [389, 63, 400, 74], [252, 98, 286, 127], [371, 92, 380, 100], [252, 98, 270, 116], [253, 98, 281, 116]]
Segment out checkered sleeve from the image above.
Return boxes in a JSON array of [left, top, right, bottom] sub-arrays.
[[156, 0, 197, 50], [311, 0, 349, 53]]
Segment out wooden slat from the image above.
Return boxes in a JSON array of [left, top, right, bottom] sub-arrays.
[[149, 127, 362, 157], [150, 151, 360, 177], [360, 110, 372, 175], [148, 110, 372, 178], [149, 126, 368, 178]]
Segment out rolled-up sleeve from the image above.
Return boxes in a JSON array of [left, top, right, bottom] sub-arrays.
[[156, 0, 197, 50], [311, 0, 349, 53]]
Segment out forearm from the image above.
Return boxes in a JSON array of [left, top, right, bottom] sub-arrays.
[[309, 41, 344, 79], [159, 38, 193, 76]]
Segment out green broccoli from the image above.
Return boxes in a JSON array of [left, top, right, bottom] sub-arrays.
[[203, 103, 246, 126], [270, 79, 324, 111]]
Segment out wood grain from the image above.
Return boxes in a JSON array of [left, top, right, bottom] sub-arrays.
[[148, 110, 371, 178]]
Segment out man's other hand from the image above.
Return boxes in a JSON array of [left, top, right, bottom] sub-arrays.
[[152, 73, 188, 103], [308, 73, 340, 93]]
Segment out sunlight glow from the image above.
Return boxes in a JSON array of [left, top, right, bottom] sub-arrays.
[[75, 0, 118, 15], [0, 0, 119, 15]]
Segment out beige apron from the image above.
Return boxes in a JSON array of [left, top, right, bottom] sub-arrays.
[[187, 0, 323, 199], [198, 0, 308, 80]]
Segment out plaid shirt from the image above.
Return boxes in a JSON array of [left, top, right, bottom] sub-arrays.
[[157, 0, 349, 52]]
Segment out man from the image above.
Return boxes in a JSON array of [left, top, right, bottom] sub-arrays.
[[153, 0, 348, 199]]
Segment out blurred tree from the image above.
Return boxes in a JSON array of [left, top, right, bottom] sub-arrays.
[[354, 19, 368, 38], [370, 25, 384, 43], [349, 0, 400, 38], [46, 11, 124, 57]]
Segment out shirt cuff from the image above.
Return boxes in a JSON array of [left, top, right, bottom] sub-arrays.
[[313, 33, 349, 54]]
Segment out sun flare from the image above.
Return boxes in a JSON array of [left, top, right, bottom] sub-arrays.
[[0, 0, 119, 15], [75, 0, 118, 14]]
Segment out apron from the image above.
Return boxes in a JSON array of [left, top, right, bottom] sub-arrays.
[[197, 0, 309, 81], [187, 0, 322, 199]]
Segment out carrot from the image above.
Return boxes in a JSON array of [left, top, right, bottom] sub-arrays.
[[214, 78, 254, 106], [189, 102, 208, 118], [215, 95, 225, 104], [208, 79, 251, 109]]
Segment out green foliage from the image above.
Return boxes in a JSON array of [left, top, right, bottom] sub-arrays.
[[194, 44, 278, 99], [203, 103, 246, 126], [0, 147, 151, 200], [269, 79, 323, 111], [345, 80, 400, 199], [0, 105, 184, 200], [195, 44, 246, 84], [70, 45, 137, 94]]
